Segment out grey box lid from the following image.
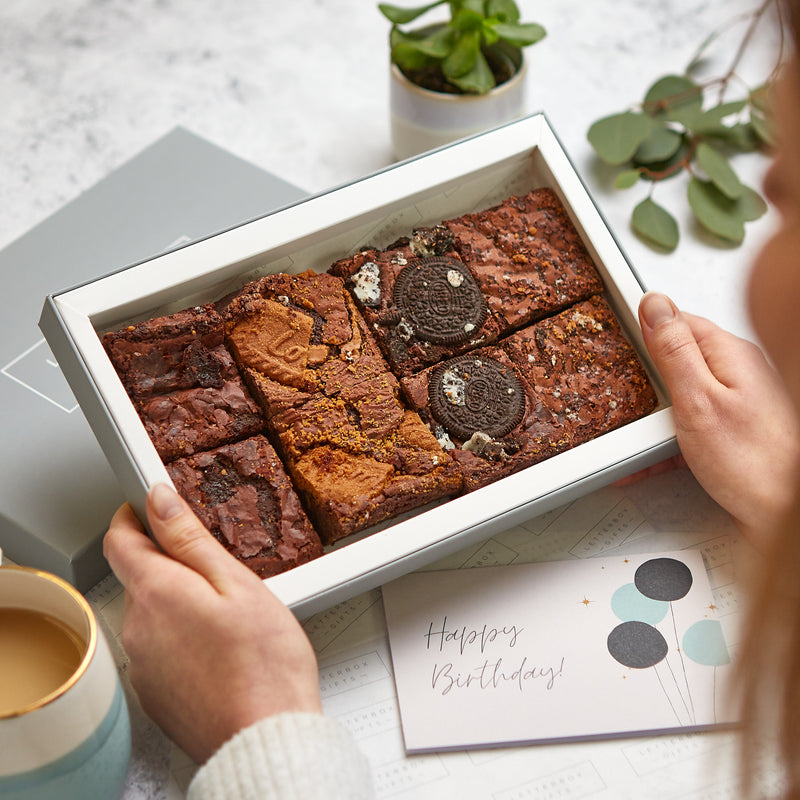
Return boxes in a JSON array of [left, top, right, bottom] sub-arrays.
[[1, 127, 306, 590]]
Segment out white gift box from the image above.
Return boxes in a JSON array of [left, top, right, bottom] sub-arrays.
[[40, 114, 676, 617]]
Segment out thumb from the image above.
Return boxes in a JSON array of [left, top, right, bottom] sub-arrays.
[[638, 292, 715, 406], [146, 482, 243, 591]]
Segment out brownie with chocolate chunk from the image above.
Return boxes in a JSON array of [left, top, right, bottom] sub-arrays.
[[221, 269, 462, 542], [329, 228, 502, 377], [104, 305, 264, 461], [103, 305, 236, 398], [401, 347, 570, 492], [443, 188, 604, 333], [502, 295, 658, 444], [166, 435, 323, 577]]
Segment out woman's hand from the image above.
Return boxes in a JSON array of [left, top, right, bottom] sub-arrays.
[[638, 292, 800, 550], [103, 484, 322, 765]]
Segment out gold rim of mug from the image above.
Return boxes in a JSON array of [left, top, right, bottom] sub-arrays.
[[0, 565, 98, 720]]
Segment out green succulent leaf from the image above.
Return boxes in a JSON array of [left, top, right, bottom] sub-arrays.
[[451, 8, 484, 32], [587, 112, 653, 165], [696, 142, 743, 199], [643, 74, 702, 117], [487, 0, 520, 23], [687, 177, 745, 243], [632, 197, 680, 252], [391, 26, 453, 59], [378, 0, 447, 24], [448, 48, 496, 93], [492, 21, 546, 47], [443, 29, 481, 78], [614, 169, 641, 189], [633, 123, 682, 164]]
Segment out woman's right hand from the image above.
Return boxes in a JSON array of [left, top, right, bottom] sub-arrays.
[[638, 292, 800, 550]]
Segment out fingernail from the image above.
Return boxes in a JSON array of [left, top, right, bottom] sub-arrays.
[[149, 482, 184, 521], [640, 292, 677, 329]]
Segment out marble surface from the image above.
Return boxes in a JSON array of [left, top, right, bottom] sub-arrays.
[[1, 0, 783, 340], [0, 1, 785, 797]]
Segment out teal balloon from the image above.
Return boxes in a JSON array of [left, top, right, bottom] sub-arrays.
[[682, 619, 731, 666], [611, 582, 669, 625]]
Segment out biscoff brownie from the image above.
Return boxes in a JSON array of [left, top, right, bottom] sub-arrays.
[[501, 295, 658, 444], [443, 188, 604, 333], [166, 435, 323, 577], [329, 229, 503, 377], [221, 269, 462, 542], [401, 346, 570, 492]]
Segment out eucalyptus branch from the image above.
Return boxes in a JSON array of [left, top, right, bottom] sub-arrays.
[[587, 1, 782, 252]]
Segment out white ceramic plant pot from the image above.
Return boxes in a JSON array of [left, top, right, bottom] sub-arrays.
[[389, 57, 527, 161]]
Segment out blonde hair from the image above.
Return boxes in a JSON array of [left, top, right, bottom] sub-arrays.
[[738, 486, 800, 797]]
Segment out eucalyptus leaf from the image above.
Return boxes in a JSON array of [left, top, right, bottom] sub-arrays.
[[696, 142, 743, 200], [379, 0, 447, 25], [587, 112, 653, 165], [614, 169, 641, 189], [693, 100, 747, 132], [750, 109, 774, 147], [687, 177, 745, 243], [632, 197, 679, 251], [492, 22, 546, 47], [643, 74, 702, 116], [738, 185, 768, 222], [707, 122, 760, 152], [749, 84, 771, 113], [636, 137, 689, 180], [633, 123, 682, 164]]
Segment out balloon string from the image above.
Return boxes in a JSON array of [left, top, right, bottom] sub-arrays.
[[653, 663, 683, 725], [664, 654, 692, 723], [671, 602, 696, 724]]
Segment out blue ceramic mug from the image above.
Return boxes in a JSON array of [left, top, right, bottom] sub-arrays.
[[0, 566, 130, 800]]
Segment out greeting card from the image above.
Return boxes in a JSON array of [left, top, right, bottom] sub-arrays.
[[381, 550, 735, 752]]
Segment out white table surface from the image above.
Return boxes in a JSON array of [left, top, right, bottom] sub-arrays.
[[0, 1, 783, 797]]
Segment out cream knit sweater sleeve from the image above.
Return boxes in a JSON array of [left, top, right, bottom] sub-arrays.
[[187, 712, 375, 800]]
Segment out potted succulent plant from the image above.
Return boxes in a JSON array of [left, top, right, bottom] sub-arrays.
[[379, 0, 546, 159]]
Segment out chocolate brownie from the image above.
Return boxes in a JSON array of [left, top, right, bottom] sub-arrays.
[[221, 269, 462, 542], [166, 435, 323, 577], [104, 305, 265, 461], [502, 295, 658, 443], [329, 229, 503, 377], [136, 380, 265, 462], [401, 347, 571, 492], [443, 188, 604, 333], [103, 305, 235, 398]]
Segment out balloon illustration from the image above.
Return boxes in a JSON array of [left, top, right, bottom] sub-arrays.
[[607, 621, 669, 669], [682, 619, 731, 667], [634, 558, 693, 601], [611, 582, 669, 625]]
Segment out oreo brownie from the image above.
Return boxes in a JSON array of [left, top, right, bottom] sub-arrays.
[[329, 229, 502, 377], [443, 188, 604, 333], [103, 305, 264, 461], [221, 269, 462, 542], [502, 295, 658, 443], [166, 435, 323, 577], [401, 347, 570, 492]]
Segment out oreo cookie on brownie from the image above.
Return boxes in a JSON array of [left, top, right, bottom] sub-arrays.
[[329, 228, 502, 377], [401, 347, 570, 492], [221, 269, 462, 542]]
